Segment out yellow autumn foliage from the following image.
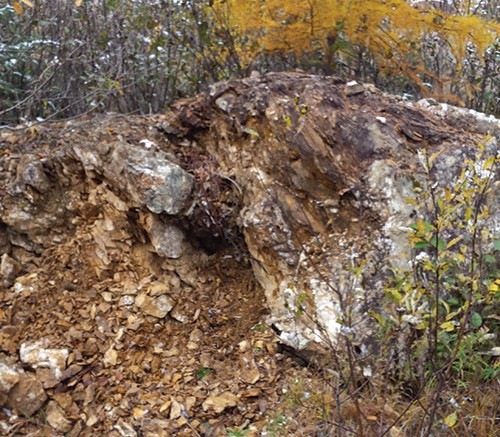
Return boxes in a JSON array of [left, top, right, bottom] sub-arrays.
[[213, 0, 499, 98]]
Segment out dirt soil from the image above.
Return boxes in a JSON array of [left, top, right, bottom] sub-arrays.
[[0, 116, 319, 437]]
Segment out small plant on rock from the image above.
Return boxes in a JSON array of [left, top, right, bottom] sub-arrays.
[[379, 141, 499, 435], [284, 140, 498, 436]]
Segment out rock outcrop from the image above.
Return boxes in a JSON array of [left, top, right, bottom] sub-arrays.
[[158, 73, 499, 349], [0, 73, 499, 358]]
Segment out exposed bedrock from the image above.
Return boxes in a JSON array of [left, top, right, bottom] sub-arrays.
[[1, 72, 498, 353]]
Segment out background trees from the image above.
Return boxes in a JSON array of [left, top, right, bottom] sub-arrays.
[[0, 0, 236, 123], [218, 0, 500, 113], [0, 0, 498, 125]]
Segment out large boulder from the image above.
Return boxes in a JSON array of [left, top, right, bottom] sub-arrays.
[[159, 72, 499, 350], [1, 72, 498, 353]]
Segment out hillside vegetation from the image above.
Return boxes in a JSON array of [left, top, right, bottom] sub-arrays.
[[1, 0, 499, 125]]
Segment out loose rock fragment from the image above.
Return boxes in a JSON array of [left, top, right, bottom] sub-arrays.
[[241, 366, 261, 385], [141, 419, 171, 436], [169, 398, 182, 420], [19, 340, 69, 381], [0, 225, 10, 253], [1, 354, 48, 416], [345, 80, 365, 96], [0, 360, 21, 405], [187, 328, 203, 350], [6, 373, 47, 416], [103, 347, 118, 367], [135, 293, 175, 318], [143, 215, 186, 259], [170, 306, 189, 323], [114, 418, 137, 437], [46, 400, 72, 433], [18, 157, 51, 193], [148, 281, 170, 296], [36, 367, 62, 389], [238, 340, 251, 353], [0, 253, 20, 287], [202, 392, 239, 413]]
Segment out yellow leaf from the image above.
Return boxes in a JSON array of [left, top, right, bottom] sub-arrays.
[[444, 188, 452, 202], [446, 236, 463, 249], [444, 412, 457, 427], [440, 321, 456, 332], [404, 197, 417, 206], [428, 150, 441, 167], [12, 2, 23, 15], [242, 126, 260, 137], [75, 0, 83, 6], [445, 308, 462, 321], [482, 156, 495, 170], [416, 321, 427, 330], [440, 298, 450, 315], [21, 0, 33, 7], [464, 207, 473, 222]]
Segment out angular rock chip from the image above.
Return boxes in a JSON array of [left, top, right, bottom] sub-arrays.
[[114, 418, 138, 437], [46, 400, 72, 433], [18, 157, 51, 193], [143, 215, 186, 259], [344, 80, 365, 96], [141, 419, 171, 436], [135, 293, 175, 319], [0, 360, 21, 405], [202, 392, 239, 413], [6, 373, 47, 416], [19, 340, 69, 381], [0, 254, 20, 287]]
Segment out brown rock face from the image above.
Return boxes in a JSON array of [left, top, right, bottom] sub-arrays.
[[0, 72, 498, 356], [159, 72, 499, 349]]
